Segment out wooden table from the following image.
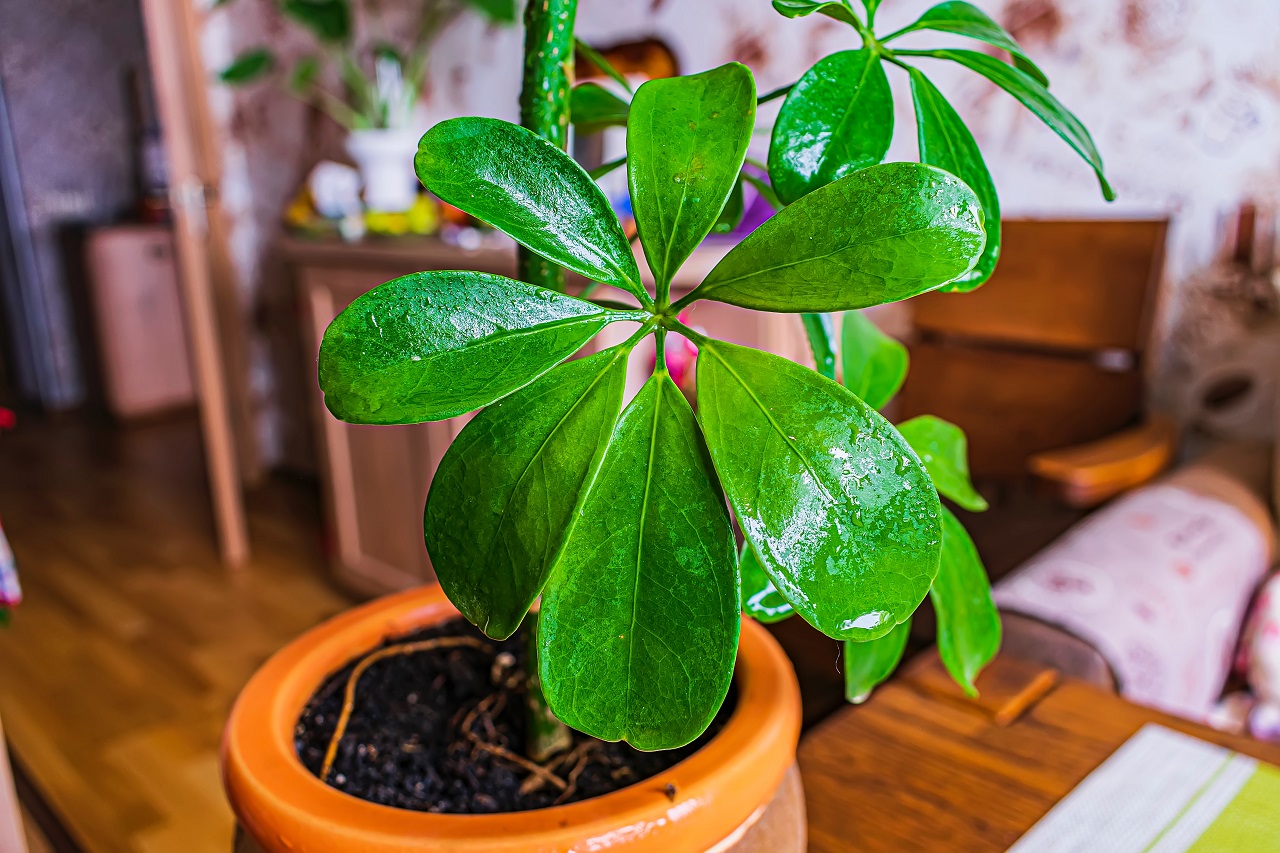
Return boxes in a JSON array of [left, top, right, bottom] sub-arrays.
[[799, 653, 1280, 852]]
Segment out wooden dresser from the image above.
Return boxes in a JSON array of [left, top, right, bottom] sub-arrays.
[[285, 235, 808, 597]]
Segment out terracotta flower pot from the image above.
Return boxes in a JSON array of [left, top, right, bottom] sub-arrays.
[[222, 585, 805, 852]]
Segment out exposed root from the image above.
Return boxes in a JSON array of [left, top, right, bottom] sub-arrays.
[[320, 636, 492, 782], [552, 741, 596, 805], [464, 693, 568, 792]]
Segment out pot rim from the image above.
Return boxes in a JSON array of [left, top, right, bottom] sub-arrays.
[[221, 585, 801, 852]]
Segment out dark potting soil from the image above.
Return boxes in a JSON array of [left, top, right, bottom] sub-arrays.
[[295, 617, 736, 814]]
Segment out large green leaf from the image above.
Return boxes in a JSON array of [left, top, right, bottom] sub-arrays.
[[887, 2, 1047, 86], [425, 346, 630, 640], [539, 374, 739, 750], [628, 63, 755, 295], [772, 0, 861, 26], [768, 49, 892, 204], [219, 49, 275, 84], [415, 118, 646, 302], [740, 543, 794, 624], [696, 339, 942, 641], [843, 618, 911, 704], [909, 68, 1001, 291], [280, 0, 351, 43], [909, 49, 1114, 201], [840, 312, 907, 410], [932, 507, 1001, 696], [689, 163, 986, 313], [570, 83, 630, 134], [898, 415, 988, 512], [319, 271, 622, 424]]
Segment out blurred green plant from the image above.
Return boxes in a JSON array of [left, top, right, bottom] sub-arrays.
[[216, 0, 516, 130]]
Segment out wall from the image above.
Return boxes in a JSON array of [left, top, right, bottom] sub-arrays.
[[0, 0, 153, 408], [203, 0, 1280, 464]]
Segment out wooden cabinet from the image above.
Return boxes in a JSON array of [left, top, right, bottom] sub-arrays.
[[291, 238, 514, 596], [289, 236, 809, 597]]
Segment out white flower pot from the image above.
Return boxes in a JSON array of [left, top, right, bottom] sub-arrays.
[[346, 128, 421, 213]]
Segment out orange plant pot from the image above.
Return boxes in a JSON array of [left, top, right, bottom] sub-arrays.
[[222, 585, 804, 852]]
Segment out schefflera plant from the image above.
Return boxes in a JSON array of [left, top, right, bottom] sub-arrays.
[[319, 61, 991, 750]]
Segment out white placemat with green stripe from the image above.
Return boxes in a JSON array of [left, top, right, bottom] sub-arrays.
[[1009, 724, 1280, 852]]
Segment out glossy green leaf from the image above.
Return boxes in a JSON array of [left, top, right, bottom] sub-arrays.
[[840, 311, 907, 410], [570, 83, 630, 134], [712, 174, 746, 235], [319, 271, 622, 424], [281, 0, 351, 43], [696, 338, 942, 641], [219, 49, 275, 84], [932, 507, 1001, 696], [911, 49, 1114, 201], [539, 373, 739, 750], [629, 63, 755, 294], [909, 68, 1001, 291], [574, 38, 635, 95], [772, 0, 861, 26], [740, 543, 794, 624], [768, 49, 892, 204], [463, 0, 518, 24], [425, 346, 630, 640], [801, 313, 837, 380], [690, 162, 986, 313], [887, 2, 1048, 86], [897, 415, 988, 512], [843, 618, 910, 703], [415, 118, 646, 302]]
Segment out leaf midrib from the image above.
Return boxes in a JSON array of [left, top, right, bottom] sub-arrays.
[[625, 380, 665, 729], [703, 221, 957, 295], [477, 349, 627, 632], [347, 310, 611, 389], [817, 50, 881, 185], [702, 343, 840, 508]]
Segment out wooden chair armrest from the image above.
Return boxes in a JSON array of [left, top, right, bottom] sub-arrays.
[[1028, 416, 1178, 508]]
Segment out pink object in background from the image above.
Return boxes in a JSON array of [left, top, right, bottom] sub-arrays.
[[85, 225, 195, 418], [1244, 574, 1280, 740], [996, 484, 1270, 722]]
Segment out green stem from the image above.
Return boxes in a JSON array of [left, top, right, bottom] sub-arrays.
[[524, 617, 572, 762], [589, 156, 627, 180], [654, 327, 668, 374], [518, 0, 579, 762], [801, 313, 838, 380], [518, 0, 578, 291], [757, 83, 794, 105]]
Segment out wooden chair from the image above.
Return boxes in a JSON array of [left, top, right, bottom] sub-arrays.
[[898, 218, 1172, 508]]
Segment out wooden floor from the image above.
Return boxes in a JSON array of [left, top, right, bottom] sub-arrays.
[[0, 415, 356, 853]]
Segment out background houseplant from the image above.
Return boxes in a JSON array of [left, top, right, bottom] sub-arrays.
[[318, 0, 1114, 752], [217, 0, 517, 211]]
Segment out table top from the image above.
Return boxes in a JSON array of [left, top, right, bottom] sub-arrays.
[[799, 652, 1280, 852]]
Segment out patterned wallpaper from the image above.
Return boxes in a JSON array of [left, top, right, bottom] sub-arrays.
[[201, 0, 1280, 464]]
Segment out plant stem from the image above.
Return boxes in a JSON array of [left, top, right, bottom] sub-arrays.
[[517, 0, 578, 761], [524, 617, 572, 762], [801, 313, 838, 380], [589, 155, 626, 180], [518, 0, 578, 292], [757, 83, 794, 105]]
